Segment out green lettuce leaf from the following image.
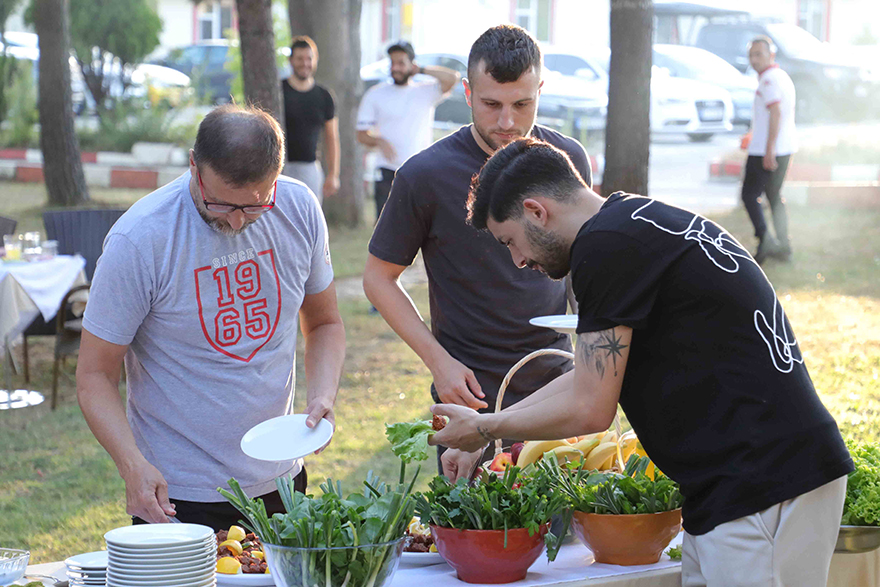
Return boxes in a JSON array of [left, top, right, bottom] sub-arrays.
[[385, 419, 434, 463]]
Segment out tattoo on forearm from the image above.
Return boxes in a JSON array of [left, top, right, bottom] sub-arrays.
[[477, 425, 496, 442], [577, 329, 628, 378]]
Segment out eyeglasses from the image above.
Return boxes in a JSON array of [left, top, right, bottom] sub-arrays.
[[196, 168, 277, 215]]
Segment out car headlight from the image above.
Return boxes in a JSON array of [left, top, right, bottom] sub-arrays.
[[823, 67, 844, 80]]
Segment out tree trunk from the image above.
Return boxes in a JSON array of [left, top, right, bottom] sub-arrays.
[[603, 0, 653, 197], [34, 0, 89, 206], [288, 0, 364, 227], [235, 0, 281, 120]]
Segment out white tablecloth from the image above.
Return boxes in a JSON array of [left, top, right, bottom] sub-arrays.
[[21, 540, 880, 587], [0, 255, 87, 348]]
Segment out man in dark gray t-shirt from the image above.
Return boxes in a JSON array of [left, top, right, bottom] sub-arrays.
[[362, 24, 592, 477]]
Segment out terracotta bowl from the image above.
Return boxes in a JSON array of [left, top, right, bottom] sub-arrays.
[[570, 509, 682, 566], [430, 524, 548, 584]]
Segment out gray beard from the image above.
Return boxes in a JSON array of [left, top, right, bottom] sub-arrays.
[[196, 206, 253, 236]]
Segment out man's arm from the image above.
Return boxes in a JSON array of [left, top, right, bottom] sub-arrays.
[[763, 102, 781, 171], [429, 326, 631, 452], [77, 329, 176, 524], [299, 282, 346, 445], [322, 118, 340, 197], [363, 253, 487, 409], [356, 130, 397, 164], [419, 64, 460, 95]]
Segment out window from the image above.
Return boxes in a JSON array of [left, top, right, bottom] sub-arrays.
[[198, 0, 235, 40], [514, 0, 552, 43]]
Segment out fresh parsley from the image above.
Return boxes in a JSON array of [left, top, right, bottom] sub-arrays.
[[666, 545, 682, 561]]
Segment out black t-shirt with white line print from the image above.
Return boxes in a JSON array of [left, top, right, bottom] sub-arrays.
[[570, 192, 853, 536]]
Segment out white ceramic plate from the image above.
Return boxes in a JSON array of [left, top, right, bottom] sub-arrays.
[[529, 314, 578, 335], [107, 538, 215, 556], [108, 558, 215, 578], [65, 550, 109, 570], [240, 414, 334, 462], [105, 523, 214, 548], [400, 550, 445, 565], [109, 554, 213, 571], [215, 571, 276, 586], [105, 569, 214, 586]]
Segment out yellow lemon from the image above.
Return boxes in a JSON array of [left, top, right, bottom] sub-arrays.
[[250, 550, 264, 561], [429, 544, 438, 553], [265, 567, 271, 574], [227, 525, 247, 542], [216, 557, 242, 574], [219, 539, 244, 556]]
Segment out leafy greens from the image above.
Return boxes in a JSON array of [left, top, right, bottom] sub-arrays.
[[415, 465, 569, 560], [217, 418, 431, 587], [842, 440, 880, 526], [384, 419, 435, 464]]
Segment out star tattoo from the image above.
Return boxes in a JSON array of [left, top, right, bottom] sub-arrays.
[[595, 330, 628, 376]]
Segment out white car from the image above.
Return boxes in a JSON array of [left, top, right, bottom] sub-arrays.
[[544, 48, 734, 142]]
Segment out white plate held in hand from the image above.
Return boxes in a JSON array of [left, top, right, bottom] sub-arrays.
[[240, 414, 334, 462], [529, 315, 578, 335]]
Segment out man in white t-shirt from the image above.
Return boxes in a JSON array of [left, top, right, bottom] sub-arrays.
[[76, 105, 346, 530], [741, 35, 797, 264], [356, 40, 459, 219]]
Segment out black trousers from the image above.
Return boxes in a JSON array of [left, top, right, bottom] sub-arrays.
[[741, 154, 792, 241], [132, 466, 307, 530], [374, 167, 396, 221]]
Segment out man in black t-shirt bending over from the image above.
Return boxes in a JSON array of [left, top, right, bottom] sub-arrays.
[[363, 25, 592, 478], [430, 138, 853, 586], [281, 36, 339, 204]]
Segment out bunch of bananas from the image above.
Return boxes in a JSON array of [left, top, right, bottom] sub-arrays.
[[516, 430, 643, 473]]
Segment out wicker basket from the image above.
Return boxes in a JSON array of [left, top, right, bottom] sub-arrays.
[[483, 348, 624, 472]]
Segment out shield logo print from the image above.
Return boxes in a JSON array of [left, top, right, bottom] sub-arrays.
[[193, 249, 281, 362]]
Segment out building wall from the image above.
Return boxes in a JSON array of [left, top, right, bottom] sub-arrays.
[[158, 0, 196, 48], [553, 0, 610, 50]]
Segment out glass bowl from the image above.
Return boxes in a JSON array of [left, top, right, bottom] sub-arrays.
[[262, 537, 405, 587], [0, 548, 30, 585]]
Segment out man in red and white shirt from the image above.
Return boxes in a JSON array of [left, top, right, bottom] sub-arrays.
[[741, 35, 797, 264]]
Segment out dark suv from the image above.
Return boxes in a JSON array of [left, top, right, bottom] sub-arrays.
[[695, 21, 880, 121]]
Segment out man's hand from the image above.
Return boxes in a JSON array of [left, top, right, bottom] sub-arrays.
[[430, 355, 488, 410], [763, 151, 778, 171], [428, 403, 490, 453], [440, 448, 483, 482], [304, 395, 335, 454], [121, 459, 176, 524], [323, 175, 340, 198], [377, 138, 397, 164]]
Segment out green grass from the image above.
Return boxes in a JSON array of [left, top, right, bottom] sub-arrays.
[[1, 182, 878, 563]]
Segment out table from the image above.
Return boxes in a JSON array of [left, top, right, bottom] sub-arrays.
[[20, 541, 880, 586], [0, 255, 86, 406]]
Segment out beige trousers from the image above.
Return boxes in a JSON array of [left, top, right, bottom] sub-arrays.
[[682, 475, 847, 587]]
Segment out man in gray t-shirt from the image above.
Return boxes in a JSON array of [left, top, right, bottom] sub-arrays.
[[77, 106, 345, 530]]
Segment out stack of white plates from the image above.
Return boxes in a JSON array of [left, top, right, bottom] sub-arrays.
[[65, 551, 108, 586], [104, 524, 216, 587]]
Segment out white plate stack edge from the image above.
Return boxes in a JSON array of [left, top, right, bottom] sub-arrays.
[[65, 550, 108, 587], [103, 523, 217, 587]]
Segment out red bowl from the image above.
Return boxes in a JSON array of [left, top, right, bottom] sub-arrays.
[[430, 524, 548, 584]]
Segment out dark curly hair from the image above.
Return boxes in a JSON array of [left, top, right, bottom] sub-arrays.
[[467, 24, 541, 84]]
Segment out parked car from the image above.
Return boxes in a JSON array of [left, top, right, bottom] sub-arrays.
[[544, 49, 733, 142], [150, 40, 233, 104], [652, 44, 756, 126], [71, 61, 192, 114], [693, 21, 880, 121], [360, 52, 608, 135]]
